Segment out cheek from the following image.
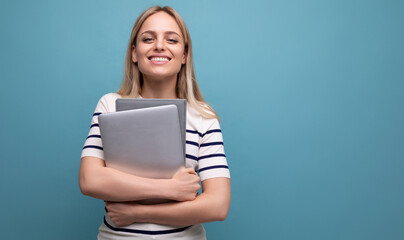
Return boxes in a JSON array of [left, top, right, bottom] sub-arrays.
[[137, 61, 147, 74], [174, 49, 186, 64], [136, 49, 149, 72], [136, 50, 146, 61], [135, 44, 149, 60]]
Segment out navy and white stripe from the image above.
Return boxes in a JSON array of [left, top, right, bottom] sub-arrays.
[[86, 134, 101, 139], [83, 145, 103, 150], [103, 217, 192, 235], [185, 120, 229, 180], [186, 129, 222, 137], [199, 165, 229, 172], [82, 109, 104, 159]]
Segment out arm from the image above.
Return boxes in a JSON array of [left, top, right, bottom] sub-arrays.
[[79, 156, 200, 202], [106, 177, 231, 227]]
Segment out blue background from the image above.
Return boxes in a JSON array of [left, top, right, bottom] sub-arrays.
[[1, 0, 403, 239]]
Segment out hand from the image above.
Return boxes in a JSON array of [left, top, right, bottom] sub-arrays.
[[170, 167, 200, 201], [105, 201, 139, 227]]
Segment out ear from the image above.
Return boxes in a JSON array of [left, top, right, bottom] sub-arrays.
[[131, 45, 138, 63], [182, 50, 187, 64]]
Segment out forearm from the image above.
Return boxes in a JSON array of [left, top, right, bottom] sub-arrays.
[[79, 156, 173, 201], [135, 178, 231, 226], [140, 193, 226, 226]]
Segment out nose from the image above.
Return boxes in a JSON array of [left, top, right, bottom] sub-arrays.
[[154, 37, 165, 51]]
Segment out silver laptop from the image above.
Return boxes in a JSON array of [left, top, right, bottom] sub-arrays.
[[116, 98, 186, 154], [98, 105, 184, 179]]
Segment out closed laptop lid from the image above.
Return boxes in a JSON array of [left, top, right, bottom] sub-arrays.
[[98, 105, 184, 179], [115, 98, 186, 155]]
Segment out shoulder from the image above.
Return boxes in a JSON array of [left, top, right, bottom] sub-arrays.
[[95, 92, 122, 113], [187, 103, 221, 135], [99, 92, 121, 104]]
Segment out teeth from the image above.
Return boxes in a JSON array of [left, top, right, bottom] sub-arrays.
[[150, 57, 169, 62]]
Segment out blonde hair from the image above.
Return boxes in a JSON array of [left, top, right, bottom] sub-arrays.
[[117, 6, 218, 119]]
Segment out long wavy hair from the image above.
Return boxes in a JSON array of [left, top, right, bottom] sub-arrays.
[[117, 6, 218, 119]]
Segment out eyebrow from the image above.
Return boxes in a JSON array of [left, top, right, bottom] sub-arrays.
[[139, 30, 182, 38]]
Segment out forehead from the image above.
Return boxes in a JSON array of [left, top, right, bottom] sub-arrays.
[[139, 11, 182, 36]]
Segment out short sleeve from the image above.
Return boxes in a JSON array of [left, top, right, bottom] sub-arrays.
[[81, 93, 119, 160], [198, 119, 230, 181]]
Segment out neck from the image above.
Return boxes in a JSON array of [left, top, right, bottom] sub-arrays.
[[141, 74, 177, 99]]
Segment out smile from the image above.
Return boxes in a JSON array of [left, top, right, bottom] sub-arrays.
[[149, 57, 170, 62]]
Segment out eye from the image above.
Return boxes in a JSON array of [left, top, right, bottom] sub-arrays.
[[142, 37, 154, 43], [167, 38, 179, 43]]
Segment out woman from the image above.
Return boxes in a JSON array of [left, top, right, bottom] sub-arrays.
[[79, 6, 231, 240]]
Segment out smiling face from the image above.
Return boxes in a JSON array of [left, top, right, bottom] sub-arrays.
[[132, 11, 186, 81]]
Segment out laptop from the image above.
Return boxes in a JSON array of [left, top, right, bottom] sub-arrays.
[[98, 105, 184, 179], [116, 98, 186, 155]]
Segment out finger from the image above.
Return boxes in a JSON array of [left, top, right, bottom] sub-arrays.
[[185, 168, 197, 175]]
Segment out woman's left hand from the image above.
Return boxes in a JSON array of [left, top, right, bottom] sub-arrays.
[[105, 201, 140, 227]]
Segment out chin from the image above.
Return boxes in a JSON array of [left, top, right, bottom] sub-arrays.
[[143, 72, 178, 81]]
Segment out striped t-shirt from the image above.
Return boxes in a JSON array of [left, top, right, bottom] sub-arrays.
[[81, 93, 230, 239]]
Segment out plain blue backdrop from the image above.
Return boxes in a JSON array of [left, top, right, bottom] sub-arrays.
[[1, 0, 403, 239]]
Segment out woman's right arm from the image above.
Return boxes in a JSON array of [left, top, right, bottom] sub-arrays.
[[79, 156, 200, 202]]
